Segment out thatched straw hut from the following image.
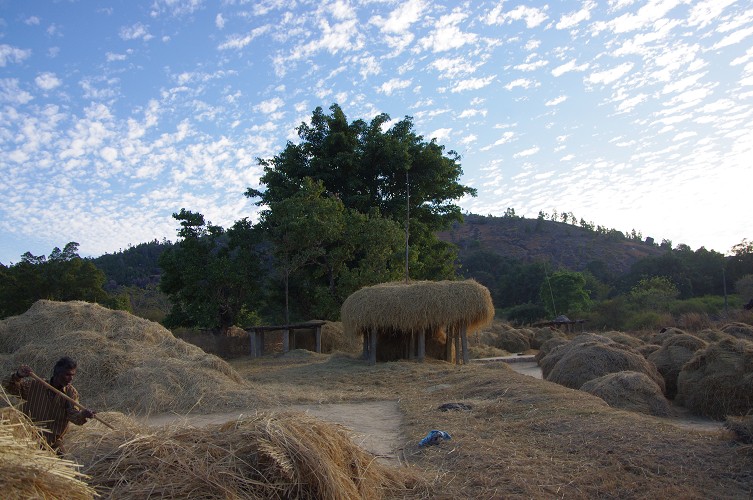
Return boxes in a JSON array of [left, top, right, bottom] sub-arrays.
[[1, 391, 95, 499], [648, 334, 707, 399], [580, 371, 671, 417], [66, 410, 425, 499], [0, 300, 264, 414], [341, 280, 494, 365], [675, 338, 753, 419], [545, 341, 666, 393]]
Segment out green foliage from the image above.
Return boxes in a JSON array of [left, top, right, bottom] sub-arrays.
[[248, 103, 476, 282], [159, 210, 265, 333], [735, 274, 753, 300], [0, 242, 125, 319], [628, 276, 679, 312], [623, 310, 666, 331], [505, 303, 548, 325], [539, 270, 592, 317], [93, 239, 171, 288]]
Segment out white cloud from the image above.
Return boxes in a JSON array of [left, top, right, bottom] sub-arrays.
[[687, 0, 738, 28], [557, 1, 596, 29], [119, 23, 153, 41], [218, 25, 270, 50], [35, 72, 62, 91], [378, 78, 411, 95], [545, 95, 567, 106], [0, 45, 32, 67], [459, 108, 487, 118], [451, 75, 496, 92], [713, 25, 753, 50], [216, 14, 225, 29], [504, 78, 537, 90], [254, 97, 284, 114], [0, 79, 34, 104], [551, 59, 589, 77], [24, 16, 41, 25], [106, 52, 128, 62], [485, 4, 548, 28], [419, 11, 477, 52], [430, 57, 483, 79], [513, 146, 540, 158], [586, 62, 634, 85], [370, 0, 425, 33], [429, 128, 452, 143], [100, 146, 118, 162]]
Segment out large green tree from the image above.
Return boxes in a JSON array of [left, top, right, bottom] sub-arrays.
[[539, 270, 591, 318], [0, 242, 126, 319], [247, 104, 476, 281], [159, 210, 265, 333]]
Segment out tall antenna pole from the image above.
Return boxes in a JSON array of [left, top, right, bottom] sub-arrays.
[[405, 169, 410, 283]]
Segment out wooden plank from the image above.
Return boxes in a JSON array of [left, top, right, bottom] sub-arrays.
[[461, 325, 469, 365]]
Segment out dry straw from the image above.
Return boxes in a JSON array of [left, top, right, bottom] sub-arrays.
[[66, 410, 425, 499], [676, 337, 753, 418], [648, 333, 707, 399], [0, 389, 95, 500], [0, 300, 268, 414], [580, 371, 671, 417], [341, 279, 494, 336]]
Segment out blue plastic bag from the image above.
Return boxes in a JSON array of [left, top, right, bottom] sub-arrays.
[[419, 430, 452, 447]]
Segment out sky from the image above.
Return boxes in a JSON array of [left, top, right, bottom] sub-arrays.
[[1, 0, 752, 265]]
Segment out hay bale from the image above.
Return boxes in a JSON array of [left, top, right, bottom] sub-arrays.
[[538, 334, 614, 378], [580, 371, 671, 417], [650, 327, 687, 346], [601, 331, 645, 348], [1, 391, 95, 499], [725, 414, 753, 443], [675, 338, 753, 419], [720, 322, 753, 341], [478, 322, 530, 353], [529, 327, 567, 350], [695, 329, 733, 343], [0, 300, 262, 414], [648, 334, 708, 399], [545, 341, 666, 392], [66, 411, 425, 499], [341, 279, 495, 337], [534, 337, 569, 363], [636, 344, 661, 358]]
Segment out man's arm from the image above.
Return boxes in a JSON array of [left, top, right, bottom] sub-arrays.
[[63, 385, 94, 425], [3, 364, 32, 397]]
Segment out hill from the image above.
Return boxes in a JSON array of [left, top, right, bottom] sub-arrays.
[[438, 214, 665, 276]]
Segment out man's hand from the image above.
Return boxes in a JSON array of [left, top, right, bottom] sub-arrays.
[[82, 409, 96, 419], [16, 364, 32, 378]]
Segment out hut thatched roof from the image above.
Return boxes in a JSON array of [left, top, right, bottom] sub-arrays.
[[341, 280, 494, 335]]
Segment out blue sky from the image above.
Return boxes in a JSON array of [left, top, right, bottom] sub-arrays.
[[1, 0, 751, 265]]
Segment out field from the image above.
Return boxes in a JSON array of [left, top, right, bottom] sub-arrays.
[[225, 351, 753, 498]]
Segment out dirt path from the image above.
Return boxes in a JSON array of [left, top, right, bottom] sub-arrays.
[[142, 400, 404, 464]]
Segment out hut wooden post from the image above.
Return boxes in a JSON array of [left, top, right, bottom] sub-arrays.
[[362, 333, 369, 360], [315, 326, 322, 353], [249, 329, 257, 358], [417, 330, 426, 362], [454, 328, 461, 365], [290, 329, 296, 350], [460, 325, 469, 365], [369, 327, 377, 366], [409, 331, 415, 359], [258, 331, 265, 356], [283, 328, 290, 353], [445, 327, 453, 361]]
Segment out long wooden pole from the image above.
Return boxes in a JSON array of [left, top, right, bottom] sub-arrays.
[[29, 371, 115, 430]]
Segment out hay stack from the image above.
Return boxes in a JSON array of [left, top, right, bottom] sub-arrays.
[[0, 300, 261, 414], [545, 341, 666, 392], [725, 414, 753, 444], [580, 371, 671, 417], [478, 322, 530, 353], [648, 334, 707, 399], [341, 280, 494, 361], [601, 331, 645, 348], [650, 327, 687, 346], [538, 333, 614, 378], [529, 327, 567, 350], [1, 391, 95, 499], [66, 411, 425, 499], [533, 337, 569, 363], [675, 338, 753, 419], [695, 329, 733, 343], [720, 322, 753, 341]]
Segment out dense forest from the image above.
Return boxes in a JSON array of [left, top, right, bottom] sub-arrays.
[[2, 105, 752, 333]]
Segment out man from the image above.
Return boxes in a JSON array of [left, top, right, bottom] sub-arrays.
[[4, 356, 95, 454]]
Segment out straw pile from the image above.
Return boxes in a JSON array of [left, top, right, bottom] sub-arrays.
[[648, 334, 707, 399], [534, 336, 569, 363], [477, 322, 530, 353], [341, 280, 494, 336], [636, 344, 661, 358], [0, 300, 261, 414], [580, 371, 671, 417], [529, 327, 566, 349], [675, 338, 753, 419], [695, 329, 733, 343], [720, 322, 753, 341], [1, 391, 95, 499], [538, 333, 614, 378], [650, 327, 687, 346], [66, 411, 425, 499], [600, 331, 645, 348], [545, 340, 666, 392], [725, 414, 753, 444]]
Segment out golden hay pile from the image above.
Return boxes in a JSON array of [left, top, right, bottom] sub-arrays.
[[477, 321, 530, 353], [648, 334, 707, 399], [341, 279, 494, 336], [1, 391, 95, 499], [580, 371, 671, 417], [545, 340, 666, 393], [533, 336, 569, 363], [600, 331, 645, 348], [650, 327, 689, 346], [66, 411, 425, 499], [0, 300, 263, 414], [695, 328, 733, 343], [636, 343, 661, 358], [538, 333, 614, 378], [725, 414, 753, 444], [675, 338, 753, 419], [528, 327, 566, 349], [720, 322, 753, 341]]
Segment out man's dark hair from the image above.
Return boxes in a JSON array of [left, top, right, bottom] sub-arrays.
[[52, 356, 77, 377]]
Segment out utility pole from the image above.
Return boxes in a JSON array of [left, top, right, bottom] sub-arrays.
[[405, 169, 410, 283]]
